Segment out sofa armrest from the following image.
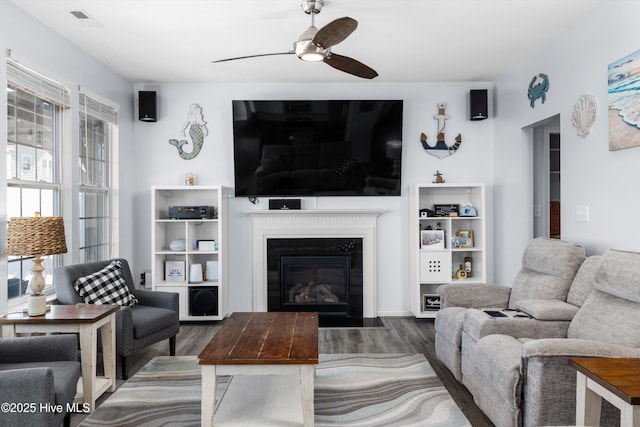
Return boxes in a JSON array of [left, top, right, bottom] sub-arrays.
[[463, 309, 571, 342], [515, 299, 579, 321], [0, 335, 78, 363], [0, 368, 56, 425], [438, 284, 512, 309], [0, 367, 54, 400], [522, 338, 640, 359], [132, 288, 179, 313]]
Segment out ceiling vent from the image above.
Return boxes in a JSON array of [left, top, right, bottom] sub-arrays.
[[70, 10, 90, 19], [68, 10, 102, 27]]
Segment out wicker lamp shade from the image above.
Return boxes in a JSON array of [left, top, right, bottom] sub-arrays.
[[5, 215, 67, 256]]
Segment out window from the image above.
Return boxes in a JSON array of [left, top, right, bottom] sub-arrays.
[[6, 58, 69, 300], [79, 92, 116, 263]]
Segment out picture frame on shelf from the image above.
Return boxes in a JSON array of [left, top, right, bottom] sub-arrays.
[[423, 293, 441, 311], [165, 260, 185, 282], [420, 229, 445, 250], [456, 229, 474, 248]]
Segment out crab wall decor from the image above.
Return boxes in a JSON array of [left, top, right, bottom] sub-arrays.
[[420, 102, 462, 159], [528, 73, 549, 108]]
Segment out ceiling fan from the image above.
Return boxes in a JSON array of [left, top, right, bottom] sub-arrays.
[[213, 0, 378, 79]]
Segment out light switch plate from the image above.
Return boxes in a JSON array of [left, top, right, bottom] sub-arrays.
[[576, 206, 589, 222]]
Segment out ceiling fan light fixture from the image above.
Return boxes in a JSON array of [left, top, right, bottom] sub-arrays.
[[294, 26, 328, 61], [299, 49, 326, 62]]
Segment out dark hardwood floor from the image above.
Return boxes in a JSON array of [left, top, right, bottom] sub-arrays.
[[72, 317, 494, 427]]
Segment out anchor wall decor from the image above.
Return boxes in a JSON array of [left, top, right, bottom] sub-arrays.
[[420, 102, 462, 159], [169, 103, 208, 160]]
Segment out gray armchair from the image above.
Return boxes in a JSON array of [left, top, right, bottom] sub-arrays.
[[435, 237, 585, 380], [54, 258, 179, 379], [0, 335, 81, 427], [463, 249, 640, 427]]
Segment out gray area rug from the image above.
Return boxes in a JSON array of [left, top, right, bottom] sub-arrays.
[[79, 354, 470, 427]]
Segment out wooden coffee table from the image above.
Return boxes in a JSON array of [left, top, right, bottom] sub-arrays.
[[570, 357, 640, 427], [0, 304, 118, 411], [198, 312, 318, 427]]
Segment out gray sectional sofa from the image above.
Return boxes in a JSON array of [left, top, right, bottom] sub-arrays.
[[435, 237, 586, 381], [435, 246, 640, 427]]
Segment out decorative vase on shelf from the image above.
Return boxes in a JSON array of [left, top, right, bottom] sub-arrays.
[[189, 263, 203, 283]]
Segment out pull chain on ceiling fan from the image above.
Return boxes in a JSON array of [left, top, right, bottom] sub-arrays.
[[212, 0, 378, 79]]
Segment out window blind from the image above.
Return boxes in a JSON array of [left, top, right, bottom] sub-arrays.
[[79, 92, 118, 124], [7, 57, 70, 107]]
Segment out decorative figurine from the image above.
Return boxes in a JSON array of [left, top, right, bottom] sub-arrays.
[[572, 94, 598, 137], [528, 73, 549, 108], [433, 170, 445, 183], [169, 103, 208, 160], [420, 102, 462, 159]]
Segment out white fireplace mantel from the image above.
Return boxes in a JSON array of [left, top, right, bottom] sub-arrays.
[[244, 209, 384, 317]]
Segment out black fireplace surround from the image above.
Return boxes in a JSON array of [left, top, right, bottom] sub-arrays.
[[267, 238, 364, 322]]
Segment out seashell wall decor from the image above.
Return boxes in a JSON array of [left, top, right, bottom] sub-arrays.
[[572, 94, 598, 137]]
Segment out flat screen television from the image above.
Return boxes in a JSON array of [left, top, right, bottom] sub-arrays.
[[232, 100, 403, 197]]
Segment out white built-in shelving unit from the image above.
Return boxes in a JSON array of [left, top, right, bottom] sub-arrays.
[[409, 183, 487, 318], [151, 186, 228, 321]]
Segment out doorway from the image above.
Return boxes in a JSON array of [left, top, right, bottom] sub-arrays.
[[532, 115, 561, 239]]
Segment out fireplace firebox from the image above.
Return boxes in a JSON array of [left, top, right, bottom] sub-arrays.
[[281, 254, 350, 315], [267, 238, 363, 320]]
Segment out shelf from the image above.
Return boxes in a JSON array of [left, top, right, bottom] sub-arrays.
[[154, 218, 219, 223], [151, 186, 228, 321], [409, 183, 487, 318]]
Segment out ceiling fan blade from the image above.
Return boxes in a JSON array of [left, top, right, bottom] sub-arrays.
[[312, 17, 357, 49], [324, 53, 378, 79], [213, 52, 293, 63]]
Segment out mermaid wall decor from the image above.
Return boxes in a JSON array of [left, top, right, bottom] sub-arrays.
[[169, 103, 208, 160]]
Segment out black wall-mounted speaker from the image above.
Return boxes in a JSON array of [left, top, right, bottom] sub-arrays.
[[138, 91, 157, 122], [470, 89, 488, 121], [189, 286, 218, 316]]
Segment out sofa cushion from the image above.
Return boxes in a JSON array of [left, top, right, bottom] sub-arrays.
[[566, 255, 601, 307], [131, 305, 179, 339], [515, 299, 579, 321], [73, 260, 138, 306], [568, 289, 640, 348], [595, 249, 640, 303], [508, 238, 585, 307]]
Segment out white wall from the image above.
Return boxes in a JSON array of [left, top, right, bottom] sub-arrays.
[[130, 83, 495, 315], [7, 0, 638, 315], [0, 0, 134, 313], [493, 0, 640, 283]]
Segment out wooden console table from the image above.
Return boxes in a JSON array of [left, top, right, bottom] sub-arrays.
[[0, 304, 118, 411], [570, 357, 640, 427], [198, 312, 319, 427]]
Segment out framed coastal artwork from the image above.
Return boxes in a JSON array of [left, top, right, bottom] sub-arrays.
[[608, 49, 640, 151]]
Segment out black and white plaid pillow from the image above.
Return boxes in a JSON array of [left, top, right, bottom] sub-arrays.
[[73, 260, 138, 306]]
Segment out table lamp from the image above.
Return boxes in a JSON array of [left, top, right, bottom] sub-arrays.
[[5, 212, 67, 316]]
